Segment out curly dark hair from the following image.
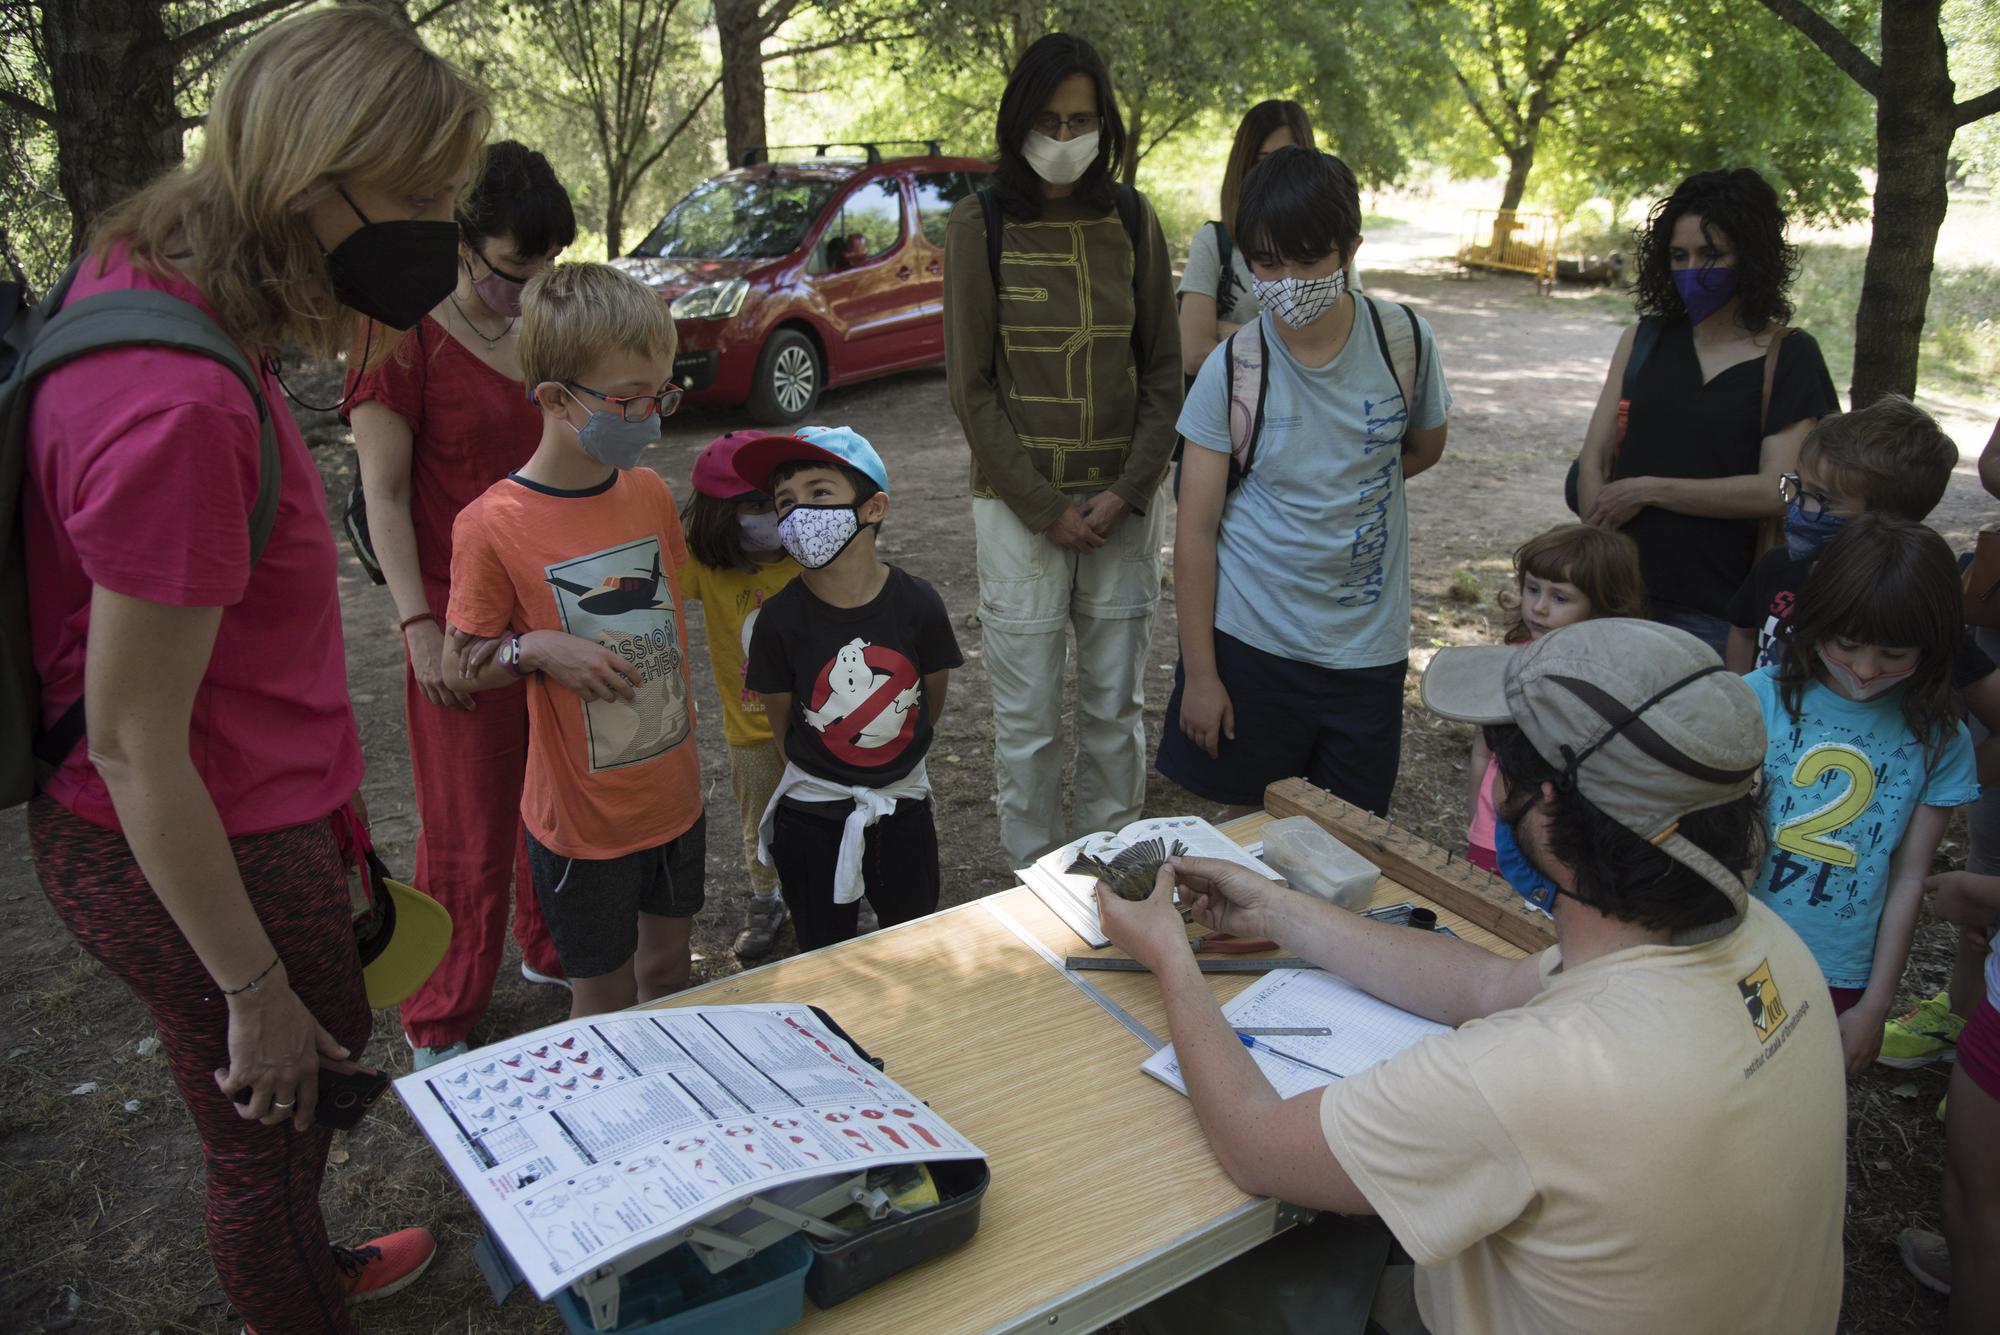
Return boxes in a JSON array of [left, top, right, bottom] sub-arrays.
[[1632, 168, 1799, 333]]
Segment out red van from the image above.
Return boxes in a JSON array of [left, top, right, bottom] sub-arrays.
[[615, 145, 993, 424]]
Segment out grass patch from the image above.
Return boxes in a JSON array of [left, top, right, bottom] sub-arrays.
[[1789, 241, 2000, 402], [1446, 568, 1483, 605]]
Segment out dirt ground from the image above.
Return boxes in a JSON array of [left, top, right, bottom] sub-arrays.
[[2, 253, 1994, 1332]]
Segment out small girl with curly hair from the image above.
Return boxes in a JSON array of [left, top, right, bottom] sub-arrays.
[[1747, 514, 1979, 1074], [1465, 524, 1646, 872], [679, 432, 802, 961]]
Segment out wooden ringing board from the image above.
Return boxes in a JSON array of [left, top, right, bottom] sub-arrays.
[[1262, 777, 1557, 954]]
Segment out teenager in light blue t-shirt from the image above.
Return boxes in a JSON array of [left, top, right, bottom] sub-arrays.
[[1746, 515, 1980, 1074], [1159, 146, 1451, 818]]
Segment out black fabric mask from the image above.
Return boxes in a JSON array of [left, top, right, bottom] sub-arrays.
[[323, 188, 459, 329]]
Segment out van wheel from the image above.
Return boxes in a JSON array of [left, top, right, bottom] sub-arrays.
[[748, 330, 821, 424]]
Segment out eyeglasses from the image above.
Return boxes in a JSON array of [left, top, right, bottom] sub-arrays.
[[566, 380, 684, 422], [1777, 472, 1835, 521], [1032, 112, 1101, 138]]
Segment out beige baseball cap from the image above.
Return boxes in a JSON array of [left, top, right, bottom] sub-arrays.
[[1420, 618, 1766, 944]]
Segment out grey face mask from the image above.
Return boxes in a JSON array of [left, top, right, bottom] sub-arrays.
[[562, 387, 658, 470]]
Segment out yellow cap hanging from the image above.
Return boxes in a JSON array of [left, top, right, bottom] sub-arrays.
[[355, 850, 452, 1009]]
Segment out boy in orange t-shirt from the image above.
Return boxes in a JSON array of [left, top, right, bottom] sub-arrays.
[[445, 262, 701, 1019]]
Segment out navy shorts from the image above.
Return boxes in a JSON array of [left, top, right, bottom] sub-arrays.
[[526, 814, 706, 979], [1156, 631, 1407, 814]]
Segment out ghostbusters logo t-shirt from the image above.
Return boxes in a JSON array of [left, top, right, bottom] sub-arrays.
[[745, 566, 962, 788]]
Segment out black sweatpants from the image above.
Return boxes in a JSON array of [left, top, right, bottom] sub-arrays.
[[769, 797, 941, 952]]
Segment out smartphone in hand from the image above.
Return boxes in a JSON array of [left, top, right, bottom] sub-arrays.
[[232, 1066, 389, 1130]]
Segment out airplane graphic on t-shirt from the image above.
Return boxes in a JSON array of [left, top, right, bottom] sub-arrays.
[[547, 552, 665, 616]]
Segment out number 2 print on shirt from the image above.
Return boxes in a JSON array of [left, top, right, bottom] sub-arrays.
[[545, 536, 692, 771], [1766, 743, 1876, 909]]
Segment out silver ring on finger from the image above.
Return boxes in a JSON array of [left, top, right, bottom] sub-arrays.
[[272, 1097, 296, 1110]]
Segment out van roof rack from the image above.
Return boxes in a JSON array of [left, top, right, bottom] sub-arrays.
[[738, 140, 945, 168]]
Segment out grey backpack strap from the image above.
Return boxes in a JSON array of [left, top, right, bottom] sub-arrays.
[[1360, 294, 1418, 424], [28, 289, 280, 560]]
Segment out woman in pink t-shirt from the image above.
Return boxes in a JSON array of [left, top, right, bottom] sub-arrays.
[[20, 10, 485, 1331], [346, 142, 576, 1069]]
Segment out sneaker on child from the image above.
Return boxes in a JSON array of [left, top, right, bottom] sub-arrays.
[[733, 895, 790, 961], [1878, 990, 1964, 1069]]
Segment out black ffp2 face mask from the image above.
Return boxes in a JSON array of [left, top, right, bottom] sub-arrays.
[[323, 188, 459, 330]]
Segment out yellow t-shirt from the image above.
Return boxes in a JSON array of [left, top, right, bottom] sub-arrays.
[[679, 553, 801, 746], [1319, 899, 1845, 1335]]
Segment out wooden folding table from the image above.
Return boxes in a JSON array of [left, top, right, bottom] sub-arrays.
[[638, 791, 1533, 1334]]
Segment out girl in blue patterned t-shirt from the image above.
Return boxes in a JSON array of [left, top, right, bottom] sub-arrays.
[[1748, 514, 1980, 1074]]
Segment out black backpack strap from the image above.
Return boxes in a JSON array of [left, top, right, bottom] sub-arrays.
[[1622, 315, 1663, 399], [1402, 301, 1423, 403], [1112, 183, 1142, 258], [1213, 221, 1235, 311], [977, 188, 1002, 291]]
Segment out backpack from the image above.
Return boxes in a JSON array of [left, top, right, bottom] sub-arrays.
[[1218, 293, 1423, 494], [0, 259, 281, 807], [976, 183, 1144, 294]]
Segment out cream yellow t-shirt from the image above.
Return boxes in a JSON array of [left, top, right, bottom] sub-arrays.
[[1319, 899, 1845, 1335]]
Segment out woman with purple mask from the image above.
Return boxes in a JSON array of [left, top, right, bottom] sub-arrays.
[[1574, 168, 1839, 655]]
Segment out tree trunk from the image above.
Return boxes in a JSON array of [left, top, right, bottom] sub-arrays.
[[1850, 3, 1955, 406], [1122, 98, 1143, 187], [42, 0, 182, 255], [604, 182, 626, 261], [1497, 141, 1534, 213], [716, 0, 767, 167]]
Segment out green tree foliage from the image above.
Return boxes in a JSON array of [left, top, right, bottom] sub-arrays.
[[1411, 0, 1874, 222]]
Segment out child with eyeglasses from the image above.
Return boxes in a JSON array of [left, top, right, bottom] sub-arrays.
[[442, 262, 705, 1020], [1724, 394, 1959, 675]]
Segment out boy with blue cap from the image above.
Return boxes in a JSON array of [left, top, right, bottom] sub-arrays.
[[735, 427, 963, 950]]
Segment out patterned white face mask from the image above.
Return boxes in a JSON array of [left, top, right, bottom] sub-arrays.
[[777, 503, 868, 569], [1251, 267, 1348, 328]]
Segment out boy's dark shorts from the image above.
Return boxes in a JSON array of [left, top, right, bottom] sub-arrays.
[[526, 814, 706, 979], [1156, 630, 1406, 816]]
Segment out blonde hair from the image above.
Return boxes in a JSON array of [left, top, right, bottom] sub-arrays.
[[92, 6, 489, 360], [519, 262, 678, 387]]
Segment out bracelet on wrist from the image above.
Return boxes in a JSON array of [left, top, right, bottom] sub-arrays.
[[398, 611, 438, 635], [220, 954, 281, 997]]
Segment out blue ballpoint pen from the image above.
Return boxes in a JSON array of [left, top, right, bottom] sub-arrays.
[[1237, 1031, 1341, 1081]]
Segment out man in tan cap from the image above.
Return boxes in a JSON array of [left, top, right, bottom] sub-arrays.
[[1099, 618, 1846, 1335]]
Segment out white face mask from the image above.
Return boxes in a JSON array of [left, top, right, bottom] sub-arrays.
[[1251, 267, 1348, 329], [1021, 130, 1100, 186], [777, 504, 867, 570], [737, 511, 783, 552], [1817, 645, 1918, 701]]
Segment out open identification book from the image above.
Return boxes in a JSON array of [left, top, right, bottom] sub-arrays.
[[1141, 968, 1450, 1098], [1019, 815, 1282, 948], [395, 1004, 983, 1297]]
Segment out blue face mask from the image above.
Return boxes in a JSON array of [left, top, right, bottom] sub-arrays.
[[1672, 265, 1738, 325], [561, 387, 658, 471], [1783, 499, 1846, 560], [1493, 815, 1562, 913]]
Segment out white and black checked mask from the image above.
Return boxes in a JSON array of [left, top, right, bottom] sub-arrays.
[[778, 503, 870, 569], [1252, 267, 1347, 329]]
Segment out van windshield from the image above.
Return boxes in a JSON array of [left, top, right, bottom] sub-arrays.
[[629, 177, 839, 259]]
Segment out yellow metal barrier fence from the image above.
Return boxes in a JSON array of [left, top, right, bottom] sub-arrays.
[[1457, 209, 1561, 295]]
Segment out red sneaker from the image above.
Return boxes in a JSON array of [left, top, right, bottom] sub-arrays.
[[335, 1226, 438, 1305]]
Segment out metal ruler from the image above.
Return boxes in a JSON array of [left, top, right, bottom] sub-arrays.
[[1064, 955, 1317, 974], [984, 900, 1165, 1051]]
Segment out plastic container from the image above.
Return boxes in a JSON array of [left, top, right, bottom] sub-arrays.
[[551, 1236, 811, 1335], [1259, 816, 1381, 909], [805, 1159, 991, 1308]]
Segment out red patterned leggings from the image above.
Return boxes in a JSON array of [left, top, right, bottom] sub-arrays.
[[30, 798, 372, 1334]]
